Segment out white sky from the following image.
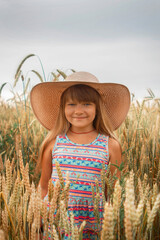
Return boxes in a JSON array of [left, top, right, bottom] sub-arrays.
[[0, 0, 160, 101]]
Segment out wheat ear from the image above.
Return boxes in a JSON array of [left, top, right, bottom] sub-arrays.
[[0, 192, 16, 236], [70, 212, 76, 240], [147, 193, 160, 230], [135, 197, 145, 226], [0, 230, 5, 240], [124, 200, 133, 240], [0, 155, 3, 172], [31, 220, 36, 240], [6, 159, 12, 194], [48, 178, 54, 202], [60, 200, 70, 235], [52, 225, 59, 240], [113, 180, 121, 221], [101, 202, 114, 240], [79, 221, 86, 240], [55, 161, 64, 188]]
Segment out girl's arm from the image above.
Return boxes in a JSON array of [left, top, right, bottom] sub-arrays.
[[108, 138, 122, 179], [105, 138, 122, 200], [39, 140, 55, 199]]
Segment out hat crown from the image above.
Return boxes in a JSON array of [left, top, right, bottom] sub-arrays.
[[65, 71, 99, 83]]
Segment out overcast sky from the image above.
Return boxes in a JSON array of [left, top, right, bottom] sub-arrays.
[[0, 0, 160, 101]]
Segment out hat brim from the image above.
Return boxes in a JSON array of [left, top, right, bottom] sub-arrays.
[[30, 81, 130, 131]]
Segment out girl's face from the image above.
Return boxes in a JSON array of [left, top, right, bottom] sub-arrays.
[[65, 99, 96, 130]]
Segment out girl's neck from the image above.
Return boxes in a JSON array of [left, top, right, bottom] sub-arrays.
[[67, 128, 98, 144], [69, 128, 95, 135]]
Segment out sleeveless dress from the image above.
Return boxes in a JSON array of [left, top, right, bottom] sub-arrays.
[[45, 133, 109, 240]]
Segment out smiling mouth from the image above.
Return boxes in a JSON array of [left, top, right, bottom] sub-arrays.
[[73, 117, 87, 119]]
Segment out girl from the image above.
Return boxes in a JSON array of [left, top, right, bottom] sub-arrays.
[[30, 71, 130, 239]]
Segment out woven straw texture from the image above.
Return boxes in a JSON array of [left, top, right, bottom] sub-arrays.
[[30, 78, 130, 130]]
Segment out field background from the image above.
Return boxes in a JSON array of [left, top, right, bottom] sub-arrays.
[[0, 56, 159, 239]]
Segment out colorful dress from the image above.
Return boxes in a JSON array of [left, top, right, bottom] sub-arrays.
[[43, 134, 109, 239], [49, 133, 109, 239]]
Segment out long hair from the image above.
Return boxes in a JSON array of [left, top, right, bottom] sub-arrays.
[[36, 84, 117, 171]]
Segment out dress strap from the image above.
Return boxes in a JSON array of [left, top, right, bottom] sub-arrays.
[[105, 135, 109, 160], [100, 134, 109, 161]]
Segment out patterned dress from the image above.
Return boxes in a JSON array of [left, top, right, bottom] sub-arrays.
[[46, 133, 109, 240]]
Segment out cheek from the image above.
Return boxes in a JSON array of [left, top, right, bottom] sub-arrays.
[[92, 107, 96, 118], [64, 108, 72, 120], [93, 110, 96, 120]]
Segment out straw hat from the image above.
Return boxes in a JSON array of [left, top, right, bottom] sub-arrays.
[[30, 71, 130, 130]]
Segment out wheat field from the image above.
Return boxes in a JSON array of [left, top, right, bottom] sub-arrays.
[[0, 56, 160, 239]]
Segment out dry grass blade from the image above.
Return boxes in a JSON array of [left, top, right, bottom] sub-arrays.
[[56, 69, 67, 79], [31, 70, 44, 82], [24, 78, 30, 94], [14, 54, 35, 81], [0, 83, 7, 97], [14, 70, 22, 87], [50, 72, 60, 82]]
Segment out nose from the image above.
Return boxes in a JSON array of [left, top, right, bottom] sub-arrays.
[[74, 104, 83, 114]]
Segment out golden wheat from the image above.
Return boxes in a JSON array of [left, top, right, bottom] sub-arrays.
[[0, 89, 160, 239]]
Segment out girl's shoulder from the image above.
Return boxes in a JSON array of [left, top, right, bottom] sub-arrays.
[[45, 138, 57, 154], [41, 138, 57, 167]]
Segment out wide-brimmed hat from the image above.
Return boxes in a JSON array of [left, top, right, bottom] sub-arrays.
[[30, 71, 130, 130]]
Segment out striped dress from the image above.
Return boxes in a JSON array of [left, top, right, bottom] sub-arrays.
[[51, 133, 109, 239]]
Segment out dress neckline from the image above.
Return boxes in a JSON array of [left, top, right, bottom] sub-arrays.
[[65, 133, 101, 146]]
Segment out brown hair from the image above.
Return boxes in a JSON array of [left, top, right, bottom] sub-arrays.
[[36, 84, 117, 171]]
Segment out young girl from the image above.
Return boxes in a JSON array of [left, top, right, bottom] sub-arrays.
[[30, 71, 130, 239]]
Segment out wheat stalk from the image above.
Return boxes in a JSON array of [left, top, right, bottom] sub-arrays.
[[0, 192, 16, 236]]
